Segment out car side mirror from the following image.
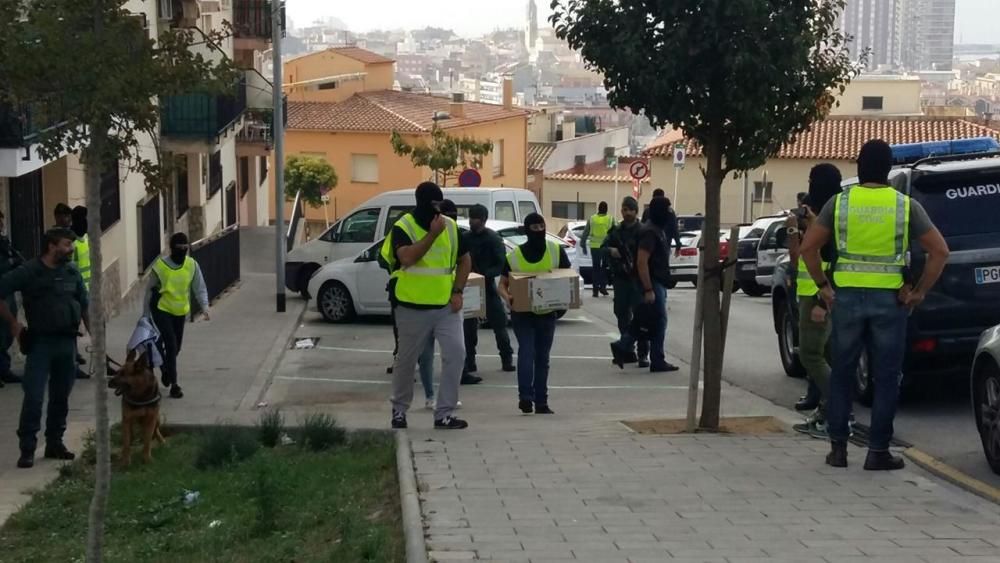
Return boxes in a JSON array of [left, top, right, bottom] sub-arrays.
[[775, 229, 789, 249]]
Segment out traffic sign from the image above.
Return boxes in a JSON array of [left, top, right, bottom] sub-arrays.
[[673, 143, 686, 169], [458, 168, 482, 188], [629, 160, 650, 181], [321, 194, 330, 203]]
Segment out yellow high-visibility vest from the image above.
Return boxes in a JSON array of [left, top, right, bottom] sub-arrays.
[[796, 257, 830, 298], [508, 240, 561, 315], [152, 256, 196, 316], [588, 214, 613, 248], [832, 186, 910, 290], [386, 214, 459, 306], [73, 235, 91, 290]]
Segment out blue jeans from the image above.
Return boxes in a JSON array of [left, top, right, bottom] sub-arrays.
[[18, 334, 77, 452], [512, 313, 557, 405], [590, 248, 608, 291], [616, 282, 668, 368], [418, 336, 435, 400], [828, 288, 908, 451]]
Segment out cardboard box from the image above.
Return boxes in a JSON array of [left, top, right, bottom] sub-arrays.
[[463, 273, 487, 319], [508, 269, 581, 314]]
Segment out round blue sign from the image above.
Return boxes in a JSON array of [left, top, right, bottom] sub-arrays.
[[458, 168, 482, 188]]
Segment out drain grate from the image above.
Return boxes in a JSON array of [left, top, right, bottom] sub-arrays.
[[849, 422, 913, 449]]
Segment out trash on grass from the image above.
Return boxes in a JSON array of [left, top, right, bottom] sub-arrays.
[[280, 433, 295, 446], [209, 519, 222, 529], [182, 490, 200, 507]]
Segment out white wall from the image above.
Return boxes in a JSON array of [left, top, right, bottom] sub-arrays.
[[544, 127, 630, 173]]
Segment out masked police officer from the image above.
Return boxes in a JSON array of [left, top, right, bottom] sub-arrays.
[[0, 228, 88, 468], [801, 140, 950, 470]]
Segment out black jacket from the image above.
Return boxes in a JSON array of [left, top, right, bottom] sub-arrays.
[[603, 220, 643, 280], [465, 227, 506, 279]]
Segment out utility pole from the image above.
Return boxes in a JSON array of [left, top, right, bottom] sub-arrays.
[[273, 0, 286, 313]]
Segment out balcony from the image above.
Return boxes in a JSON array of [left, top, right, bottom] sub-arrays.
[[0, 103, 40, 149], [236, 96, 286, 157], [234, 0, 279, 53], [160, 78, 247, 150]]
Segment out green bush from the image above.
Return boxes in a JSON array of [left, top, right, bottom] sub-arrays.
[[194, 425, 259, 469], [299, 413, 346, 452], [256, 409, 285, 448], [250, 460, 280, 534]]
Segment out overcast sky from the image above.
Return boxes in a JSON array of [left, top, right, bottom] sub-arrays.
[[288, 0, 997, 44]]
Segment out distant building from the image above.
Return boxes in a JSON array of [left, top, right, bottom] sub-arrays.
[[842, 0, 899, 69], [525, 0, 539, 53], [898, 0, 956, 71], [828, 75, 923, 116]]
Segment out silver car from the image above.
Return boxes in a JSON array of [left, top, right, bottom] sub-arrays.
[[972, 325, 1000, 475]]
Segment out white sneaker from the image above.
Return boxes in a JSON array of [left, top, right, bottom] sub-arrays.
[[425, 398, 435, 410]]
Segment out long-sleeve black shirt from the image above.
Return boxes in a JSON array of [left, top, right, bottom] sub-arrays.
[[465, 227, 506, 279]]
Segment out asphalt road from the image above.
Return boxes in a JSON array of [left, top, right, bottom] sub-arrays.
[[642, 283, 1000, 490]]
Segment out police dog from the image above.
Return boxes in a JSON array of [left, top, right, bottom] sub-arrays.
[[107, 349, 165, 466]]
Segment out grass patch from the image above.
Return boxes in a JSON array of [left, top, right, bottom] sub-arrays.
[[194, 425, 260, 470], [298, 413, 346, 452], [256, 409, 285, 448], [0, 429, 403, 563]]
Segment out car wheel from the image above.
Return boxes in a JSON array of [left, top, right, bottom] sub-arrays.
[[973, 360, 1000, 475], [317, 281, 356, 323], [298, 263, 321, 298], [741, 280, 768, 297], [777, 301, 806, 378], [854, 348, 874, 407]]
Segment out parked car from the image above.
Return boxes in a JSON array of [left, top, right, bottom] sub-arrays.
[[772, 138, 1000, 406], [489, 220, 578, 271], [286, 187, 541, 296], [309, 222, 580, 323], [671, 230, 739, 292], [972, 325, 1000, 475], [733, 215, 788, 297], [558, 221, 593, 283]]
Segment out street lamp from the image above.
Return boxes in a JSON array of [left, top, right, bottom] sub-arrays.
[[431, 111, 451, 185]]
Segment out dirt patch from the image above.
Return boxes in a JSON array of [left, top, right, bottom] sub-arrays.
[[623, 416, 787, 435]]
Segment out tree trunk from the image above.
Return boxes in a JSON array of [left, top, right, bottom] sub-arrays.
[[698, 132, 725, 430]]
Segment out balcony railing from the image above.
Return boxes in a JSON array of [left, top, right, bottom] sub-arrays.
[[0, 102, 40, 148], [237, 95, 286, 145], [160, 77, 247, 139], [233, 0, 272, 40]]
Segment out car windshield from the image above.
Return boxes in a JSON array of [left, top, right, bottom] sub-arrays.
[[911, 168, 1000, 238]]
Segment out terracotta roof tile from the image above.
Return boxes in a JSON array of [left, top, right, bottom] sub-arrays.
[[527, 142, 556, 170], [643, 117, 1000, 161], [287, 90, 529, 133], [329, 46, 395, 65], [545, 159, 650, 183]]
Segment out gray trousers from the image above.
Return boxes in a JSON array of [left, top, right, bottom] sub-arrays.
[[392, 305, 465, 420]]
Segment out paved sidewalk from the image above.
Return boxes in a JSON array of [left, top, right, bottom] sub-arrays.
[[411, 409, 1000, 563], [0, 228, 303, 524]]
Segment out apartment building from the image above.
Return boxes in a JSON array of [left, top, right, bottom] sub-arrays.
[[0, 0, 274, 312]]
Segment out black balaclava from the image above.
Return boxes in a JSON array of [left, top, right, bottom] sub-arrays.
[[71, 206, 88, 239], [523, 212, 547, 253], [808, 163, 844, 214], [598, 201, 608, 214], [857, 139, 893, 186], [439, 199, 458, 221], [413, 182, 444, 229], [169, 232, 189, 264], [647, 197, 670, 228]]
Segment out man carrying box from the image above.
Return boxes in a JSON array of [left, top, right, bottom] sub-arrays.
[[498, 213, 572, 415]]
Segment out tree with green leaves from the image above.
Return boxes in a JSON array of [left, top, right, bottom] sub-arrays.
[[0, 1, 235, 560], [391, 128, 494, 186], [551, 0, 859, 430], [284, 156, 338, 208]]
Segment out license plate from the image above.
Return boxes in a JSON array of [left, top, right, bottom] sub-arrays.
[[741, 263, 755, 271], [976, 266, 1000, 285]]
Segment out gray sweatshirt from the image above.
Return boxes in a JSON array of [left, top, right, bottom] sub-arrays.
[[143, 256, 210, 317]]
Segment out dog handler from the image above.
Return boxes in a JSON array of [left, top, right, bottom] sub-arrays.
[[145, 233, 210, 399], [0, 228, 89, 468]]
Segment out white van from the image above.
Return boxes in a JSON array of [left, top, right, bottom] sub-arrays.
[[285, 187, 541, 294]]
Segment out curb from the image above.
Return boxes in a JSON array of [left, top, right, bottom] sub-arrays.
[[903, 447, 1000, 505], [396, 431, 429, 563], [237, 297, 308, 412]]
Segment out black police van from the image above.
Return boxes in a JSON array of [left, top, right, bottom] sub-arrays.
[[772, 137, 1000, 406]]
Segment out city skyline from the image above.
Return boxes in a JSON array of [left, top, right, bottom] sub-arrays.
[[288, 0, 998, 44]]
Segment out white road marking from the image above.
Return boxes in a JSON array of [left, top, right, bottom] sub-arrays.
[[274, 375, 695, 391], [314, 345, 631, 362]]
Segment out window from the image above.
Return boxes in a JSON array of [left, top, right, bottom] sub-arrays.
[[259, 155, 268, 185], [518, 200, 538, 219], [492, 139, 505, 177], [551, 201, 593, 221], [239, 157, 250, 197], [753, 181, 773, 203], [208, 150, 222, 197], [322, 208, 380, 243], [862, 96, 884, 111], [157, 0, 174, 20], [100, 161, 121, 232], [351, 154, 379, 183], [176, 154, 190, 218], [494, 201, 515, 222], [318, 82, 339, 91]]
